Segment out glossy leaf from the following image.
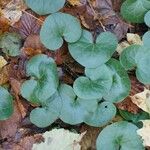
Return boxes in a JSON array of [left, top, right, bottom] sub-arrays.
[[84, 101, 116, 127], [103, 59, 131, 103], [119, 110, 150, 123], [40, 12, 82, 50], [73, 64, 112, 99], [96, 121, 144, 150], [0, 32, 22, 56], [69, 30, 118, 68], [135, 46, 150, 84], [59, 84, 98, 125], [120, 45, 141, 70], [21, 54, 59, 104], [30, 92, 62, 128], [25, 0, 66, 15], [0, 86, 13, 120], [121, 0, 150, 23]]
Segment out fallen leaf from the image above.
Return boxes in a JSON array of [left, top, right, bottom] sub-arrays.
[[19, 10, 41, 39], [1, 1, 23, 25], [67, 0, 82, 6], [137, 120, 150, 147], [116, 41, 130, 54], [0, 56, 7, 69], [127, 33, 143, 45], [0, 65, 10, 85], [131, 88, 150, 114], [32, 129, 86, 150]]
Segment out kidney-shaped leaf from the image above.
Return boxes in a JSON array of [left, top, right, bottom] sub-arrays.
[[145, 10, 150, 27], [59, 84, 98, 125], [21, 54, 59, 104], [96, 121, 144, 150], [30, 92, 62, 128], [120, 45, 141, 70], [142, 31, 150, 48], [73, 64, 112, 99], [0, 32, 22, 56], [25, 0, 66, 15], [69, 30, 118, 68], [84, 101, 116, 127], [0, 86, 13, 120], [121, 0, 150, 23], [135, 46, 150, 84], [40, 12, 82, 51], [103, 59, 131, 103]]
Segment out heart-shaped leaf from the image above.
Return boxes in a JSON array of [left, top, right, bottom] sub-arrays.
[[40, 12, 82, 51], [68, 30, 118, 68], [84, 101, 116, 127], [121, 0, 150, 23], [25, 0, 66, 15], [120, 45, 141, 70], [59, 84, 98, 125], [0, 86, 13, 120], [30, 92, 62, 128], [145, 10, 150, 27], [103, 59, 131, 103], [96, 121, 144, 150], [0, 32, 22, 56], [21, 54, 59, 104], [135, 46, 150, 84], [73, 64, 112, 99]]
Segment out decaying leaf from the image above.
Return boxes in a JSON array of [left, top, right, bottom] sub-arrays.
[[67, 0, 82, 6], [1, 1, 24, 25], [137, 120, 150, 147], [131, 88, 150, 114], [0, 65, 10, 85], [127, 33, 143, 45], [0, 56, 7, 69], [32, 129, 86, 150]]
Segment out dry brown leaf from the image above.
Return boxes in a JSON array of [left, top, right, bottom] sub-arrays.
[[0, 65, 10, 85], [0, 56, 7, 69], [137, 120, 150, 147], [67, 0, 82, 6], [131, 88, 150, 114]]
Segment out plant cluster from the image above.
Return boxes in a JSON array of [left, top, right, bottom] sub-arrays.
[[1, 0, 150, 149]]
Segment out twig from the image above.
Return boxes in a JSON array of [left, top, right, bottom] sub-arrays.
[[87, 0, 106, 31]]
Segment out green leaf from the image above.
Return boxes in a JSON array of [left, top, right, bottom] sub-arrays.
[[68, 30, 118, 68], [73, 64, 112, 99], [21, 54, 59, 104], [96, 121, 144, 150], [59, 84, 98, 125], [40, 12, 82, 51], [135, 46, 150, 84], [25, 0, 66, 15], [30, 92, 62, 128], [144, 10, 150, 27], [0, 32, 22, 56], [119, 110, 150, 123], [120, 45, 141, 70], [84, 101, 116, 127], [103, 59, 131, 103], [121, 0, 150, 23], [0, 86, 13, 120], [142, 31, 150, 47]]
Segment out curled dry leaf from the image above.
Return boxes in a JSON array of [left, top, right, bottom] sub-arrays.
[[137, 120, 150, 147], [32, 129, 86, 150], [131, 88, 150, 114]]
